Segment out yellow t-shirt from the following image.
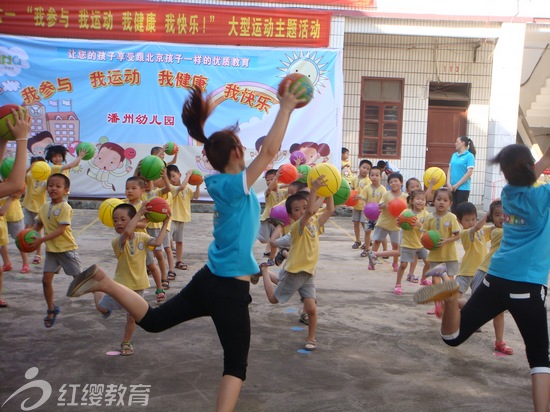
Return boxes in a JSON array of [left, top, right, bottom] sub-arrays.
[[375, 191, 408, 231], [170, 184, 194, 223], [0, 215, 8, 246], [125, 199, 147, 233], [400, 208, 429, 249], [22, 172, 47, 213], [5, 198, 24, 222], [38, 201, 78, 252], [260, 188, 287, 221], [478, 226, 503, 273], [284, 215, 324, 276], [458, 226, 491, 277], [51, 165, 70, 177], [422, 212, 460, 262], [359, 184, 386, 215], [351, 176, 372, 211], [112, 232, 152, 291]]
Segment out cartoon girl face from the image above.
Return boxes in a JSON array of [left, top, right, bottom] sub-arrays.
[[93, 147, 123, 171], [30, 137, 54, 157], [300, 147, 320, 166]]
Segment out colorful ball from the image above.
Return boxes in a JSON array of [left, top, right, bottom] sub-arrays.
[[0, 157, 14, 179], [0, 104, 27, 140], [278, 73, 314, 108], [297, 164, 310, 183], [76, 141, 95, 161], [98, 198, 124, 227], [188, 169, 203, 186], [333, 178, 351, 206], [15, 229, 39, 253], [269, 204, 290, 227], [388, 197, 407, 217], [278, 163, 298, 184], [289, 150, 306, 166], [139, 155, 165, 181], [397, 210, 417, 230], [307, 163, 341, 197], [31, 161, 51, 181], [345, 190, 359, 207], [145, 197, 170, 223], [421, 230, 441, 250], [423, 167, 446, 190], [165, 142, 178, 155], [363, 201, 381, 220]]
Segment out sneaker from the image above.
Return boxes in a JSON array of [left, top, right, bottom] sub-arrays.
[[66, 265, 100, 297], [425, 263, 447, 278], [420, 279, 432, 286], [393, 284, 402, 295], [392, 263, 399, 272], [413, 280, 459, 304]]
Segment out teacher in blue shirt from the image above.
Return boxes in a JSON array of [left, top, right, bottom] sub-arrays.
[[446, 136, 476, 213]]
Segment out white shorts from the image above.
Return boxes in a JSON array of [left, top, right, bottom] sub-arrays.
[[400, 247, 428, 263], [171, 221, 185, 243]]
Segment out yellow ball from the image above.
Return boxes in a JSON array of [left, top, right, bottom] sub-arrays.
[[98, 198, 124, 227], [31, 161, 51, 181], [423, 167, 446, 190], [307, 163, 342, 197]]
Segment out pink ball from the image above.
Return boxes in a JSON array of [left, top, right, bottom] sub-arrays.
[[269, 204, 290, 226], [363, 202, 381, 220], [289, 150, 306, 166]]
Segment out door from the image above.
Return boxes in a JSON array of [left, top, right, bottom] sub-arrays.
[[425, 106, 467, 171]]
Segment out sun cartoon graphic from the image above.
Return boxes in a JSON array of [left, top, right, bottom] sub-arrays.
[[277, 51, 328, 94]]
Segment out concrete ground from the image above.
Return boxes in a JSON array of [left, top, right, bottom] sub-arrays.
[[0, 209, 538, 411]]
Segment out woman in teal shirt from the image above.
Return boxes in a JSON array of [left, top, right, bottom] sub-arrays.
[[446, 136, 476, 213]]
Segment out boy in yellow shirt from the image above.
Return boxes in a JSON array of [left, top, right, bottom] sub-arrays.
[[1, 188, 29, 273], [350, 159, 372, 249], [260, 176, 335, 351], [94, 202, 170, 356], [166, 165, 200, 271], [359, 166, 386, 262], [31, 174, 82, 328]]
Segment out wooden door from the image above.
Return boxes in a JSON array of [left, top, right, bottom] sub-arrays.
[[425, 107, 467, 171]]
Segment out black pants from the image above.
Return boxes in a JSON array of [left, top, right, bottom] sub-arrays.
[[451, 190, 469, 214], [443, 275, 550, 371], [138, 265, 252, 380]]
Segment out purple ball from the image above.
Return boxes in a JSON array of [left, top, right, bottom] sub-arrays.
[[289, 150, 307, 166], [269, 204, 290, 226], [363, 202, 381, 221]]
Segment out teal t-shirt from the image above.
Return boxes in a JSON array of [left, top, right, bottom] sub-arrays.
[[488, 184, 550, 286], [205, 170, 260, 277], [449, 150, 475, 191]]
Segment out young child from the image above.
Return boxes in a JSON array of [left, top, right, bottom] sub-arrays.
[[350, 159, 372, 249], [359, 166, 386, 262], [257, 168, 286, 264], [414, 144, 550, 411], [45, 144, 88, 178], [166, 165, 200, 271], [370, 172, 407, 271], [260, 176, 335, 351], [341, 147, 354, 184], [469, 200, 513, 355], [94, 203, 170, 356], [123, 176, 166, 303], [0, 188, 29, 273], [30, 173, 82, 328], [22, 156, 48, 265], [66, 82, 302, 411], [420, 187, 460, 317], [151, 145, 178, 166]]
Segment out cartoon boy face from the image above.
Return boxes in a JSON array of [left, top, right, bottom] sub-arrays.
[[93, 147, 123, 171]]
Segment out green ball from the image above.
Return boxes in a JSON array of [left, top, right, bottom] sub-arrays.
[[333, 178, 351, 206], [139, 155, 164, 181], [0, 157, 14, 179], [76, 142, 95, 161], [399, 210, 415, 230], [297, 164, 310, 183]]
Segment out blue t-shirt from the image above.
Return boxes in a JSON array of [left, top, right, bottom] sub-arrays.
[[205, 171, 260, 277], [449, 150, 475, 191], [488, 184, 550, 286]]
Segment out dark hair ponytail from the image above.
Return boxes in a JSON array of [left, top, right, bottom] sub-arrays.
[[459, 136, 476, 157]]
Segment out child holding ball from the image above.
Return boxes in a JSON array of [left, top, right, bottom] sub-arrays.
[[414, 144, 550, 411], [66, 82, 304, 411]]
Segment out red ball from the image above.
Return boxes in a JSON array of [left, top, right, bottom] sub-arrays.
[[421, 230, 441, 250], [15, 229, 39, 253], [145, 197, 170, 223], [278, 73, 314, 109], [188, 170, 203, 186], [345, 190, 359, 207], [388, 197, 407, 217], [278, 163, 298, 184]]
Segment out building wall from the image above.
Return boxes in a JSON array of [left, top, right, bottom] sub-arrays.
[[341, 32, 495, 206]]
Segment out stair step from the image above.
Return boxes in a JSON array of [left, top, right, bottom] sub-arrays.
[[531, 101, 550, 110], [546, 78, 550, 87], [536, 94, 550, 103], [525, 115, 550, 127], [541, 87, 550, 95]]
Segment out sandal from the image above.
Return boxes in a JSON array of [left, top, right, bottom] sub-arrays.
[[304, 339, 316, 351], [0, 299, 8, 308], [360, 249, 369, 257], [167, 271, 177, 281], [20, 264, 31, 274], [156, 289, 166, 303], [406, 274, 419, 283], [120, 341, 135, 356], [175, 261, 188, 270], [32, 255, 42, 265], [299, 313, 309, 325], [44, 306, 60, 328], [2, 263, 12, 272], [161, 279, 170, 290], [274, 248, 288, 266], [393, 284, 403, 295], [351, 241, 361, 249], [495, 341, 513, 355]]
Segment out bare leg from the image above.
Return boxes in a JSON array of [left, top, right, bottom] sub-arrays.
[[409, 255, 418, 277], [440, 294, 461, 336], [531, 373, 550, 412], [148, 263, 162, 290], [353, 221, 361, 244], [304, 297, 317, 342], [123, 313, 136, 342], [164, 247, 175, 272], [396, 262, 407, 286], [216, 375, 242, 412], [176, 241, 184, 263], [260, 264, 278, 304], [154, 250, 167, 282], [493, 312, 505, 342], [43, 272, 55, 314], [0, 246, 10, 267]]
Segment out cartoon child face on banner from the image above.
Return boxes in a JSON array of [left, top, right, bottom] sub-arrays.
[[289, 142, 331, 166], [86, 136, 136, 191]]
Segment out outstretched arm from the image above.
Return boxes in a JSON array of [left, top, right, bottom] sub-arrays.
[[0, 108, 31, 197]]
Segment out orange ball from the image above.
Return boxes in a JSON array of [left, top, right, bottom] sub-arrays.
[[278, 163, 298, 184], [344, 190, 359, 207], [388, 197, 407, 217]]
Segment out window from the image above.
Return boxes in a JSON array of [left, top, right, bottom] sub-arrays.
[[359, 78, 403, 159]]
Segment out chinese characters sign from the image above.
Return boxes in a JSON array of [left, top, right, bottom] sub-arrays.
[[0, 0, 331, 47]]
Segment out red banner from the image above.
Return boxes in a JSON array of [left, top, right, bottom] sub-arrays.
[[244, 0, 375, 7], [0, 1, 331, 47]]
